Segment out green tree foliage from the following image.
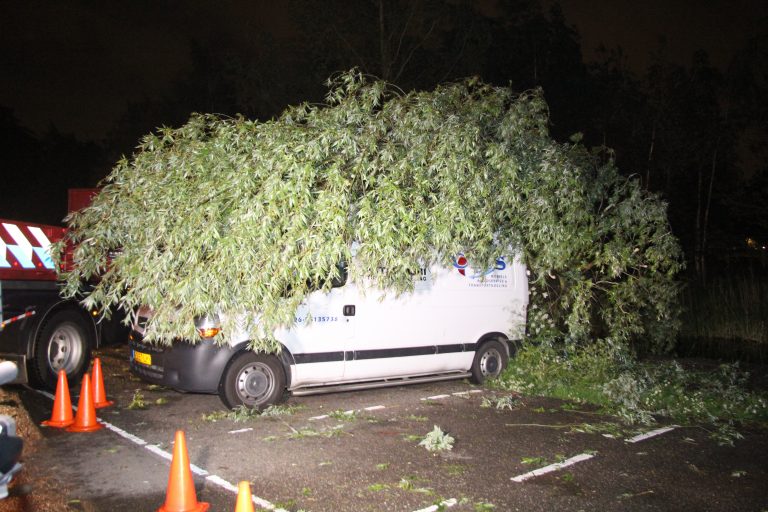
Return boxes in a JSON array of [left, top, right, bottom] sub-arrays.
[[55, 71, 682, 355]]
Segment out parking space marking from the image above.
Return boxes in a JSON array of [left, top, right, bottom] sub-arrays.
[[421, 394, 451, 400], [143, 444, 174, 463], [100, 420, 147, 446], [229, 427, 253, 434], [626, 426, 677, 443], [307, 386, 482, 420], [310, 405, 386, 420], [35, 388, 287, 512], [204, 475, 285, 511], [452, 390, 483, 397], [413, 497, 457, 512], [39, 384, 476, 510], [511, 453, 595, 483]]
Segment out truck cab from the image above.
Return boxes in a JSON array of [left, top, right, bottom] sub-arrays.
[[0, 190, 128, 389]]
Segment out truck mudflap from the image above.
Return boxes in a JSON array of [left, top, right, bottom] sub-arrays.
[[128, 335, 238, 394]]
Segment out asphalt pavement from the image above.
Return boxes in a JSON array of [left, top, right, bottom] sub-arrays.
[[15, 345, 768, 511]]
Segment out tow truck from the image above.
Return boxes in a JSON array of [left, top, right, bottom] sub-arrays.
[[0, 189, 127, 390]]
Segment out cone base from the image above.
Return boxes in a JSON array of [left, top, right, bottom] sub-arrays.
[[42, 418, 74, 428], [157, 501, 210, 512], [94, 400, 114, 409], [66, 421, 105, 432]]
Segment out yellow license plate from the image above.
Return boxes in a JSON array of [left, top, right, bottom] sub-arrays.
[[133, 350, 152, 366]]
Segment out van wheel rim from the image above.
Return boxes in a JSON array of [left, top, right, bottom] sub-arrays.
[[479, 348, 501, 377], [236, 363, 274, 404], [47, 324, 83, 373]]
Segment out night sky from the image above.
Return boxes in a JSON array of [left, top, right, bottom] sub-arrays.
[[3, 1, 763, 140], [1, 0, 766, 245]]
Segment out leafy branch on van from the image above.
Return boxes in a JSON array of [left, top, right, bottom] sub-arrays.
[[54, 69, 682, 355]]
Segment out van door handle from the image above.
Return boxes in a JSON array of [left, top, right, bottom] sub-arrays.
[[343, 305, 356, 317]]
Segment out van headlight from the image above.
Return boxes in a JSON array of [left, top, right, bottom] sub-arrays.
[[194, 314, 221, 339]]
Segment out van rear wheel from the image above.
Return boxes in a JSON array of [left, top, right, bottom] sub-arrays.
[[219, 351, 286, 410], [470, 339, 508, 384]]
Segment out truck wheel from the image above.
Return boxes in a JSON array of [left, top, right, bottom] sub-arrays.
[[470, 339, 508, 384], [219, 351, 286, 410], [32, 311, 93, 390]]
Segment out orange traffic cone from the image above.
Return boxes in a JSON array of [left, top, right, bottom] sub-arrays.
[[91, 357, 114, 408], [234, 481, 254, 512], [158, 431, 210, 512], [66, 373, 104, 432], [42, 369, 74, 428]]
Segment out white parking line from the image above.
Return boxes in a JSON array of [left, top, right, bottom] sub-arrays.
[[310, 405, 387, 420], [511, 453, 595, 483], [204, 474, 285, 510], [229, 427, 253, 434], [101, 421, 148, 445], [451, 390, 482, 397], [413, 498, 458, 512], [40, 384, 472, 510], [35, 389, 287, 512], [626, 426, 677, 443]]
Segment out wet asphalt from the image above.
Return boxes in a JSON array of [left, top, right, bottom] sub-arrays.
[[15, 345, 768, 511]]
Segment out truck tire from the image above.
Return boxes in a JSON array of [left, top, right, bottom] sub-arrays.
[[470, 339, 508, 384], [219, 351, 286, 410], [31, 310, 93, 390]]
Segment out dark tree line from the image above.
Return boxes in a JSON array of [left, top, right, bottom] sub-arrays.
[[2, 0, 766, 275]]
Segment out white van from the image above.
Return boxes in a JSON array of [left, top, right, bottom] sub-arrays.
[[128, 254, 528, 409]]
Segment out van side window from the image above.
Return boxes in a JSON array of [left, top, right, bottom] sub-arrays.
[[306, 262, 347, 291], [330, 261, 347, 288]]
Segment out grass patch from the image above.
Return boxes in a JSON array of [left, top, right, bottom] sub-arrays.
[[520, 456, 548, 467], [202, 403, 304, 422], [480, 395, 519, 410], [287, 425, 346, 439], [443, 464, 467, 476], [398, 475, 433, 495], [126, 389, 146, 410], [328, 409, 357, 421], [495, 344, 768, 445], [419, 425, 455, 452], [201, 410, 229, 422]]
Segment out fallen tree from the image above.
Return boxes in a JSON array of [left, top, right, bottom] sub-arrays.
[[56, 70, 682, 356]]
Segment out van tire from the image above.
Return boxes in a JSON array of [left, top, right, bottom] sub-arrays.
[[470, 339, 508, 384], [31, 310, 93, 390], [219, 351, 286, 410]]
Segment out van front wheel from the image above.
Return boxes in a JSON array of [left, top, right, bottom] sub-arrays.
[[470, 339, 508, 384], [219, 352, 286, 410]]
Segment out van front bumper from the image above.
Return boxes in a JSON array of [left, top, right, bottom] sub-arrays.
[[128, 334, 236, 394]]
